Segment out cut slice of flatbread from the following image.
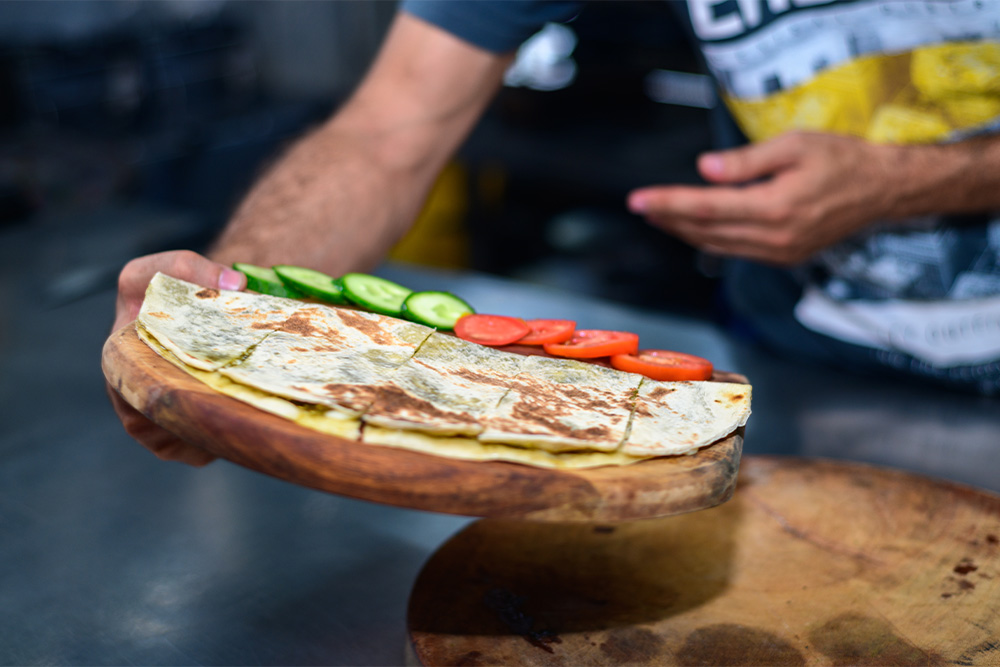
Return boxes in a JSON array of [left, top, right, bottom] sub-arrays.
[[478, 354, 642, 453], [219, 304, 435, 417], [138, 272, 301, 371], [623, 380, 751, 457], [361, 333, 524, 436], [137, 324, 362, 439]]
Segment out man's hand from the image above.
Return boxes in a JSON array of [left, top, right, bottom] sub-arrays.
[[108, 250, 246, 466], [627, 132, 901, 265], [113, 250, 245, 333]]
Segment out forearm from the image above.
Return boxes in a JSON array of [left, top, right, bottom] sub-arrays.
[[208, 12, 511, 275], [209, 119, 435, 275], [881, 133, 1000, 221]]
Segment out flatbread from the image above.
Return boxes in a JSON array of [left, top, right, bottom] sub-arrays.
[[135, 273, 752, 468], [361, 333, 523, 435], [136, 325, 361, 439], [137, 311, 648, 469], [218, 304, 434, 417], [478, 354, 641, 453], [624, 380, 752, 457], [138, 273, 301, 371]]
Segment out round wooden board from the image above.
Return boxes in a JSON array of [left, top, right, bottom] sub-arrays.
[[102, 325, 744, 522], [407, 456, 1000, 666]]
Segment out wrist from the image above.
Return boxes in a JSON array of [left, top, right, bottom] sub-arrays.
[[879, 137, 1000, 221]]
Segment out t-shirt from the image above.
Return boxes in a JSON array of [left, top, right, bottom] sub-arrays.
[[402, 0, 1000, 374]]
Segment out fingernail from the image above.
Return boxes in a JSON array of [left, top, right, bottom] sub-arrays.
[[218, 268, 244, 291], [701, 154, 725, 176], [628, 194, 648, 213]]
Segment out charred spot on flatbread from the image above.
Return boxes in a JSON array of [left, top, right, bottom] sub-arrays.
[[368, 385, 480, 427], [275, 310, 329, 337], [336, 309, 403, 346], [645, 385, 676, 401]]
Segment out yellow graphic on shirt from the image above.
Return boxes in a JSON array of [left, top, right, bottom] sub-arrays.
[[724, 41, 1000, 145]]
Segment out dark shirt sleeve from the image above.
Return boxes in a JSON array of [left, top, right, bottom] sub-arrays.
[[400, 0, 584, 53]]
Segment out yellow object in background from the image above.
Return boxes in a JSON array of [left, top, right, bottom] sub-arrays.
[[867, 103, 952, 144], [724, 40, 1000, 146], [912, 42, 1000, 129], [911, 42, 1000, 99], [388, 161, 471, 269], [727, 53, 910, 142]]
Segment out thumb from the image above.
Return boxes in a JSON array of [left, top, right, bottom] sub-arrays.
[[698, 136, 798, 184], [114, 250, 246, 331]]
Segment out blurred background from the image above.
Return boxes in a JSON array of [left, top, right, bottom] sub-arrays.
[[5, 7, 1000, 663], [0, 0, 723, 318]]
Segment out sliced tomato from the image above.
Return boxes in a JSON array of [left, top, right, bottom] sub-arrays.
[[543, 329, 639, 359], [454, 313, 530, 346], [517, 319, 576, 346], [610, 349, 713, 381]]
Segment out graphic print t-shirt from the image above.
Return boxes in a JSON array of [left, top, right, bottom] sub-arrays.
[[403, 0, 1000, 365], [686, 0, 1000, 367], [689, 0, 1000, 301]]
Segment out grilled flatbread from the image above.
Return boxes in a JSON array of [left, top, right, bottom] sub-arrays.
[[135, 273, 751, 468], [136, 325, 361, 439], [361, 333, 523, 435], [478, 355, 641, 453], [624, 380, 752, 457], [218, 305, 434, 417], [138, 313, 649, 469], [138, 273, 301, 371]]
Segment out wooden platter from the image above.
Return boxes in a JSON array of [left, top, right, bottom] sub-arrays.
[[407, 456, 1000, 665], [102, 324, 744, 522]]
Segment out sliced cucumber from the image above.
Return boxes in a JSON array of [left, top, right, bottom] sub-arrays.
[[273, 265, 346, 303], [402, 291, 474, 330], [233, 263, 303, 298], [339, 273, 413, 316]]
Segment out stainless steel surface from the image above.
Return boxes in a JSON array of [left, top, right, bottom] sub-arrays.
[[2, 211, 998, 665]]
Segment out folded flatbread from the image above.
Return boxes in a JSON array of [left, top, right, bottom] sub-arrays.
[[625, 380, 751, 457], [218, 304, 434, 417], [478, 354, 641, 453], [138, 273, 301, 371], [136, 273, 752, 468], [361, 333, 523, 435]]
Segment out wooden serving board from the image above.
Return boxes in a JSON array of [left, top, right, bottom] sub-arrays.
[[407, 456, 1000, 665], [102, 324, 744, 522]]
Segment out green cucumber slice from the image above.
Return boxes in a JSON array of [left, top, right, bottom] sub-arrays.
[[401, 291, 474, 329], [339, 273, 413, 316], [273, 265, 346, 303], [232, 263, 303, 298]]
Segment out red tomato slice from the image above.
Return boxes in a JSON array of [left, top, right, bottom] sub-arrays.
[[543, 329, 639, 359], [517, 319, 576, 346], [454, 314, 530, 346], [610, 349, 714, 381]]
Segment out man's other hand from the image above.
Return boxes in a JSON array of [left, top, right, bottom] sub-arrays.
[[628, 131, 898, 265]]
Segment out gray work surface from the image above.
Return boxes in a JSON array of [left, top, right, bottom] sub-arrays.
[[1, 210, 998, 666]]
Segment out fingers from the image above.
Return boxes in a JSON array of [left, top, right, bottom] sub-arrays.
[[629, 181, 784, 223], [657, 217, 807, 265], [697, 132, 803, 184], [106, 382, 217, 467], [113, 250, 247, 332], [627, 178, 818, 264]]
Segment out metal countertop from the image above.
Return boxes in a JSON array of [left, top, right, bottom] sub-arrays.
[[1, 214, 998, 665]]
